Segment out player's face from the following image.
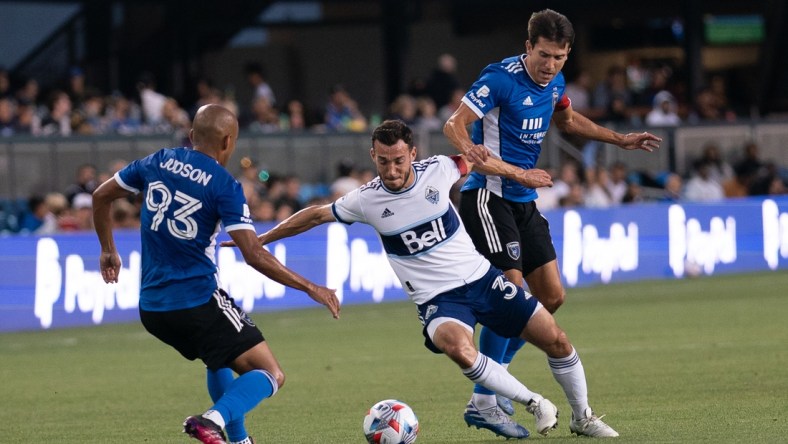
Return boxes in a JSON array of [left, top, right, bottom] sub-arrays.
[[370, 140, 416, 191], [525, 37, 570, 85]]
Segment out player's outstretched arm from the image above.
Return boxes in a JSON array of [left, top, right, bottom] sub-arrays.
[[229, 226, 340, 318], [460, 155, 553, 189], [553, 104, 662, 152], [92, 178, 129, 283], [257, 204, 337, 245]]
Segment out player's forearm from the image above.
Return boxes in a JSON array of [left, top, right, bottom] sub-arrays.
[[471, 156, 522, 181], [443, 116, 475, 155], [258, 205, 331, 245], [560, 112, 625, 146], [92, 197, 116, 253]]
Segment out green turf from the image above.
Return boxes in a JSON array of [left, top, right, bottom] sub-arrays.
[[1, 271, 787, 443]]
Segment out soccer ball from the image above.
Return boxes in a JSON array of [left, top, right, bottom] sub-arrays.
[[362, 399, 419, 444]]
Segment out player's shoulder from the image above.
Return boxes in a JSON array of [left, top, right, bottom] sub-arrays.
[[484, 54, 525, 76]]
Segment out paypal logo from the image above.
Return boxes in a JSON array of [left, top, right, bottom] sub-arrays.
[[668, 205, 736, 277], [562, 211, 639, 286]]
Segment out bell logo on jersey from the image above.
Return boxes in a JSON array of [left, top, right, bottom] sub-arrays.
[[400, 218, 448, 254]]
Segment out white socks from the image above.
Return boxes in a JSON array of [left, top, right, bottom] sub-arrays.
[[547, 348, 590, 419], [463, 352, 539, 406]]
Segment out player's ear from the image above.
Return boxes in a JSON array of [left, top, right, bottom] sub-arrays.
[[525, 40, 532, 53], [369, 147, 375, 162]]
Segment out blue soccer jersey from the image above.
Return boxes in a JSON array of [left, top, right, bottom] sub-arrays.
[[115, 147, 254, 311], [460, 54, 570, 203]]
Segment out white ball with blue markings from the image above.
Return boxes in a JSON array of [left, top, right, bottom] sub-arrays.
[[363, 399, 419, 444]]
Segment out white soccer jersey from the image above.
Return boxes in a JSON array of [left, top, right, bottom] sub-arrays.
[[332, 155, 491, 305]]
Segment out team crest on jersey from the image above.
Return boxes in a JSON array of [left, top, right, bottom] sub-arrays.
[[552, 89, 559, 110], [507, 242, 521, 260], [425, 186, 439, 204]]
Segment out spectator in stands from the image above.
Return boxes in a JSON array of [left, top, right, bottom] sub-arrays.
[[36, 91, 72, 136], [415, 96, 443, 131], [606, 161, 629, 204], [584, 166, 613, 208], [683, 159, 725, 201], [689, 87, 735, 123], [247, 96, 281, 133], [71, 192, 95, 231], [111, 198, 140, 229], [699, 143, 733, 185], [0, 97, 15, 136], [156, 98, 191, 142], [13, 99, 34, 134], [564, 70, 596, 117], [660, 173, 683, 202], [324, 84, 367, 132], [64, 163, 98, 205], [645, 90, 681, 127], [722, 162, 753, 198], [425, 53, 460, 109], [0, 67, 10, 98], [282, 99, 310, 131], [66, 66, 87, 108], [250, 196, 277, 222], [19, 195, 58, 235], [274, 174, 304, 215], [592, 66, 633, 123], [106, 93, 142, 135], [137, 71, 167, 126], [71, 89, 108, 135], [438, 88, 465, 123], [237, 157, 267, 208], [329, 158, 363, 201], [245, 62, 276, 107], [734, 141, 764, 178], [387, 94, 418, 126], [750, 161, 788, 196], [15, 78, 40, 110]]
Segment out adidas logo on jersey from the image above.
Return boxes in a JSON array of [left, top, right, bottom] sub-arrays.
[[523, 96, 533, 106], [381, 208, 394, 218]]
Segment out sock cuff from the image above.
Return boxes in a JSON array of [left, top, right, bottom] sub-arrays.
[[256, 369, 279, 397], [462, 353, 488, 380], [547, 348, 580, 373]]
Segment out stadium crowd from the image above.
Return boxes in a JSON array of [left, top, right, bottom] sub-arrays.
[[0, 54, 786, 236]]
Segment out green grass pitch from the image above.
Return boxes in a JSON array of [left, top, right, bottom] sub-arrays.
[[1, 271, 786, 443]]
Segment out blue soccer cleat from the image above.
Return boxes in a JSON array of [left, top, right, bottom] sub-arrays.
[[463, 402, 530, 439], [496, 394, 516, 416]]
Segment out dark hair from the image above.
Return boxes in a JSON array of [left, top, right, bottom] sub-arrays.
[[528, 9, 575, 48], [371, 119, 413, 147]]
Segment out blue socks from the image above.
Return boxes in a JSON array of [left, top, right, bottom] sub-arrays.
[[473, 327, 527, 395], [207, 368, 278, 442]]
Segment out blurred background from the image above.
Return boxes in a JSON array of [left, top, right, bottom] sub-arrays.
[[0, 0, 786, 234]]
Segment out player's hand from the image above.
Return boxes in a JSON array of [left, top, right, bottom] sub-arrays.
[[464, 144, 490, 164], [620, 132, 662, 152], [309, 286, 341, 319], [99, 251, 122, 283], [512, 168, 553, 188]]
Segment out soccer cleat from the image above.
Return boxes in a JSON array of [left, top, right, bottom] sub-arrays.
[[569, 407, 619, 438], [463, 402, 530, 439], [496, 394, 515, 416], [183, 415, 228, 444], [525, 397, 559, 436]]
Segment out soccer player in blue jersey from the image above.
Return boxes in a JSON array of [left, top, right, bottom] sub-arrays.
[[93, 104, 341, 444], [227, 120, 619, 438], [444, 8, 662, 430]]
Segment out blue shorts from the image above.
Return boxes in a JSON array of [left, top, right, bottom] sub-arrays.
[[416, 266, 541, 354]]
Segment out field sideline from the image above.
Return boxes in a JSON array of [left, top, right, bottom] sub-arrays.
[[2, 271, 786, 443]]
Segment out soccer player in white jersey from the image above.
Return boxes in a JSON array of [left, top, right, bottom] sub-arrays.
[[444, 8, 661, 424], [93, 104, 340, 444], [232, 120, 619, 438]]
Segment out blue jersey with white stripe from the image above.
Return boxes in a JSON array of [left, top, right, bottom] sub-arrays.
[[116, 147, 254, 311], [460, 54, 567, 202]]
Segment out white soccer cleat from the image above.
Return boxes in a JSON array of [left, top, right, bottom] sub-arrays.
[[525, 397, 559, 436], [569, 407, 619, 437]]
